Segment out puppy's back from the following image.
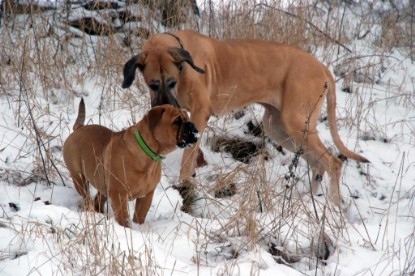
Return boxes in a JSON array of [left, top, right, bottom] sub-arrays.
[[64, 98, 114, 187], [63, 125, 114, 187]]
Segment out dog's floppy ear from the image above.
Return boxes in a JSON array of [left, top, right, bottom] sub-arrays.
[[148, 106, 166, 132], [122, 53, 147, 89], [168, 47, 205, 74]]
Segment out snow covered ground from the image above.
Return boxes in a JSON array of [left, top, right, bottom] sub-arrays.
[[0, 1, 414, 275]]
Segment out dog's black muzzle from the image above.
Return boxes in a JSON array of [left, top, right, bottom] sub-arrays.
[[151, 87, 181, 108], [151, 96, 181, 108], [177, 122, 199, 148]]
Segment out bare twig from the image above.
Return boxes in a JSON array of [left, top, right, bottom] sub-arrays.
[[254, 3, 352, 53]]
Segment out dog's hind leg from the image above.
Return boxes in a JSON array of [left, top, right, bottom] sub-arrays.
[[70, 173, 94, 210], [262, 106, 326, 197], [132, 191, 155, 224], [278, 107, 343, 207], [299, 134, 343, 206]]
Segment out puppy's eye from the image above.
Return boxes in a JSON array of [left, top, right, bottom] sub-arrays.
[[173, 117, 182, 126], [149, 80, 160, 91]]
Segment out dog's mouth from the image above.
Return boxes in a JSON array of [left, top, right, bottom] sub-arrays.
[[177, 122, 199, 148], [151, 87, 181, 108], [151, 97, 181, 108]]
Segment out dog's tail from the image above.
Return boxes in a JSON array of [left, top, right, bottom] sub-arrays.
[[73, 98, 86, 131], [325, 68, 369, 163]]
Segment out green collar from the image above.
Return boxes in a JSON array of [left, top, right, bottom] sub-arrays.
[[134, 131, 165, 161]]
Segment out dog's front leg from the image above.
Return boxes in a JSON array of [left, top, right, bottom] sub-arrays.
[[178, 109, 209, 213], [111, 195, 131, 227], [179, 110, 209, 183], [133, 191, 154, 224]]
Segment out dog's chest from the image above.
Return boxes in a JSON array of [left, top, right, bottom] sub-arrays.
[[126, 164, 162, 199]]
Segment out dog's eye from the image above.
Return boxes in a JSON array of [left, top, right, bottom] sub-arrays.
[[149, 80, 160, 91], [166, 78, 177, 90], [138, 63, 145, 72], [173, 117, 182, 126]]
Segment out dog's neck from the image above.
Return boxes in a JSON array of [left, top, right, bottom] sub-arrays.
[[133, 131, 165, 162]]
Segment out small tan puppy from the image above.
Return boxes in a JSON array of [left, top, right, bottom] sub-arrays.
[[63, 99, 199, 227]]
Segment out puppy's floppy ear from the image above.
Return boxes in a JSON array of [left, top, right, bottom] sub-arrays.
[[168, 47, 205, 74], [122, 52, 147, 89], [147, 106, 166, 132]]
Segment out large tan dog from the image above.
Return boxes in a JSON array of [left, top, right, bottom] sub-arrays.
[[122, 29, 369, 208], [63, 99, 199, 227]]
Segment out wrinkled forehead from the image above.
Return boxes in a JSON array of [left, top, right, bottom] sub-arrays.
[[147, 49, 174, 62], [142, 35, 181, 67], [164, 105, 189, 119], [143, 51, 177, 76], [143, 35, 172, 51]]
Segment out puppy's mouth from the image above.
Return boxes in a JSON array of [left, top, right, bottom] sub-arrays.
[[177, 121, 199, 148]]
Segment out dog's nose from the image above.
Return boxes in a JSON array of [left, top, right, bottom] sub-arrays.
[[177, 122, 199, 148]]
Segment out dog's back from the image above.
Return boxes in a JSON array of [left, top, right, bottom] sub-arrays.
[[63, 99, 114, 190]]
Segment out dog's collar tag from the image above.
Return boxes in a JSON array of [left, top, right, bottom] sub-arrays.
[[134, 131, 165, 161]]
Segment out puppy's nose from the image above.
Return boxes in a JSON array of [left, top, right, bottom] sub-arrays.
[[185, 122, 199, 143], [177, 122, 199, 148]]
